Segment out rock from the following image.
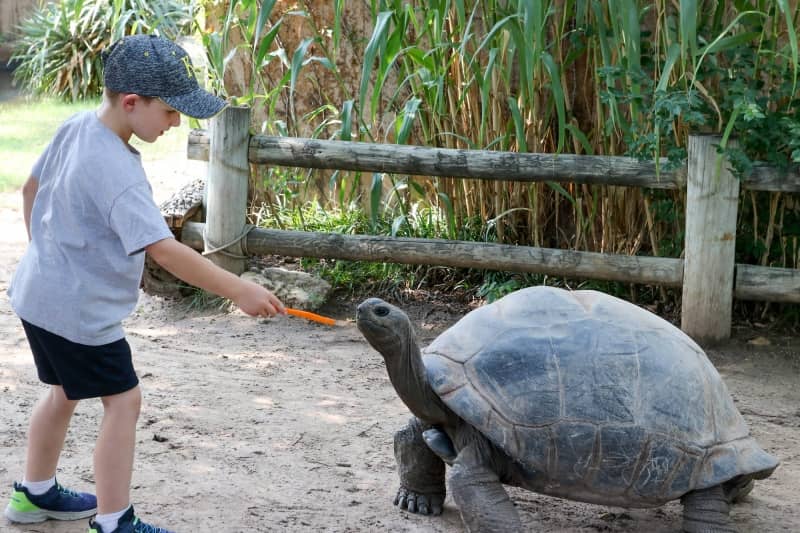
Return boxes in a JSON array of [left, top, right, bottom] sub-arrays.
[[747, 336, 771, 346], [242, 267, 331, 310], [142, 253, 193, 298]]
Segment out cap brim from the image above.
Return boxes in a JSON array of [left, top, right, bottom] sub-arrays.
[[161, 89, 227, 119]]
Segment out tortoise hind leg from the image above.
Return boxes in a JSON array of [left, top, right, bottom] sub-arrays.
[[681, 485, 736, 533], [449, 443, 523, 533], [393, 417, 446, 515], [723, 476, 754, 504]]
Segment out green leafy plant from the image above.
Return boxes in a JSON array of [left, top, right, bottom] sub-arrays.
[[11, 0, 195, 101], [476, 275, 525, 303], [200, 0, 337, 133]]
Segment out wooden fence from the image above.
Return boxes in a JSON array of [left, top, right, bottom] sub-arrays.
[[183, 106, 800, 344]]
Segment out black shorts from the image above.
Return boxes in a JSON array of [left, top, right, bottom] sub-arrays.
[[21, 320, 139, 400]]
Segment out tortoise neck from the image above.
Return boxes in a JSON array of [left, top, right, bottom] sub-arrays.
[[385, 340, 451, 425]]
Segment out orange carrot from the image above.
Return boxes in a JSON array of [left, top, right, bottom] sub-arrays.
[[286, 308, 338, 326]]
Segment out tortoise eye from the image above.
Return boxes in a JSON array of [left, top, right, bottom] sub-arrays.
[[374, 306, 390, 317]]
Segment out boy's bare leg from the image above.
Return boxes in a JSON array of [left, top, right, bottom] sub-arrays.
[[94, 386, 141, 514], [25, 385, 77, 481]]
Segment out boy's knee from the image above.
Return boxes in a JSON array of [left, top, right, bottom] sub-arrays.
[[102, 385, 142, 416]]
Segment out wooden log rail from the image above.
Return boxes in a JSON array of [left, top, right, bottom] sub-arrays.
[[187, 112, 800, 344], [188, 131, 800, 192], [181, 221, 684, 286], [180, 222, 800, 304]]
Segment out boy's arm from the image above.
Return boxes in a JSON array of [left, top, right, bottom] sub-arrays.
[[21, 175, 39, 241], [145, 237, 286, 318]]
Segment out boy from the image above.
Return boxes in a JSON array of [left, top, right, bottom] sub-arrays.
[[3, 34, 285, 533]]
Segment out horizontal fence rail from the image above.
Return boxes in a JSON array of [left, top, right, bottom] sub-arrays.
[[188, 131, 800, 192], [180, 222, 800, 303], [189, 131, 684, 189], [735, 264, 800, 302], [182, 221, 685, 286]]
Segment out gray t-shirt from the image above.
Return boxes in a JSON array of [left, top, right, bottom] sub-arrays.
[[9, 111, 173, 345]]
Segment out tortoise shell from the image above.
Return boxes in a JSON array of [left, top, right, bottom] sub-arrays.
[[423, 286, 778, 506]]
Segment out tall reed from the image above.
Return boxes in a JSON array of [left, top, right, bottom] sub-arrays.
[[204, 0, 800, 275]]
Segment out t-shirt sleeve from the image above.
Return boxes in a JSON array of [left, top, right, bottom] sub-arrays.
[[108, 183, 174, 255], [31, 142, 51, 179], [32, 114, 75, 181]]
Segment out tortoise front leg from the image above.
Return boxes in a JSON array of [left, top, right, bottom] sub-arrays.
[[681, 485, 736, 533], [449, 443, 523, 533], [393, 416, 446, 515]]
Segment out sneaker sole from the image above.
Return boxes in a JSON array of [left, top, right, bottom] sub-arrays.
[[4, 503, 97, 523]]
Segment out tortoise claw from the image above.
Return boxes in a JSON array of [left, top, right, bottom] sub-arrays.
[[394, 486, 444, 516]]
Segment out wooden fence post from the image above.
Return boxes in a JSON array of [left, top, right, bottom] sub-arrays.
[[681, 135, 740, 344], [204, 105, 250, 275]]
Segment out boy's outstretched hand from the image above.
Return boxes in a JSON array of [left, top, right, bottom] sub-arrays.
[[231, 279, 286, 318]]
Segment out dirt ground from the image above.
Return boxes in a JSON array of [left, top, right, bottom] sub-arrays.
[[1, 156, 799, 533]]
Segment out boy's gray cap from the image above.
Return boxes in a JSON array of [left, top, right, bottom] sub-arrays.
[[102, 34, 226, 119]]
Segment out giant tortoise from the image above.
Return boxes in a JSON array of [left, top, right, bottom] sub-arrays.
[[356, 286, 778, 532]]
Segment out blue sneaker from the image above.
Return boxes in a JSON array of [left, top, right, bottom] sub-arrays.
[[4, 480, 97, 523], [87, 505, 174, 533]]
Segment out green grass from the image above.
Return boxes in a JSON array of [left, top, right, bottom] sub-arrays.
[[0, 98, 98, 191], [0, 96, 193, 192]]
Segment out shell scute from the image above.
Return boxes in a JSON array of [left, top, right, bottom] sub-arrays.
[[595, 425, 647, 496], [515, 425, 553, 474], [668, 450, 703, 496], [632, 439, 686, 499], [635, 329, 714, 443], [567, 383, 637, 425], [424, 352, 468, 396], [552, 422, 597, 486], [702, 444, 741, 486], [434, 366, 493, 428], [466, 331, 561, 425]]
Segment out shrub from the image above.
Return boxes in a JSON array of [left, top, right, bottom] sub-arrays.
[[10, 0, 195, 101]]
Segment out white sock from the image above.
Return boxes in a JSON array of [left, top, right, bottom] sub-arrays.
[[93, 505, 131, 533], [21, 476, 56, 495]]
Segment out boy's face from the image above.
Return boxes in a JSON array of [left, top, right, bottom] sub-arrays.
[[124, 95, 181, 143]]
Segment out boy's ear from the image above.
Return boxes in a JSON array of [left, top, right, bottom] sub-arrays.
[[120, 93, 140, 111]]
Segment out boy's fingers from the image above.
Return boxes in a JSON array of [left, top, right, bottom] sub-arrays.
[[260, 303, 278, 318], [264, 290, 286, 314]]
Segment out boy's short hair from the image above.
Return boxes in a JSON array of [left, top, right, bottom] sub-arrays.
[[102, 34, 226, 119], [103, 88, 154, 103]]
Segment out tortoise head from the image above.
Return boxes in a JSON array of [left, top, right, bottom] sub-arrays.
[[357, 297, 451, 424], [356, 298, 416, 359]]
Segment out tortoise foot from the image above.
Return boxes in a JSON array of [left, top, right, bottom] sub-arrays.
[[394, 486, 444, 516]]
